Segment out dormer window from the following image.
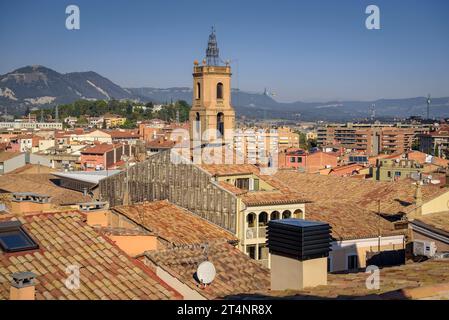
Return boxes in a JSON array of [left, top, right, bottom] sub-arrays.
[[0, 221, 39, 253]]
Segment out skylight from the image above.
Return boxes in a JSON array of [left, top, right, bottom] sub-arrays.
[[0, 221, 39, 253]]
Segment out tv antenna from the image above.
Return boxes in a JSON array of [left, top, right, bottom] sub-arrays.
[[426, 94, 431, 120], [196, 261, 216, 287]]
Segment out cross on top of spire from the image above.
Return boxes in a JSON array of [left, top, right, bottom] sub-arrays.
[[206, 26, 220, 66]]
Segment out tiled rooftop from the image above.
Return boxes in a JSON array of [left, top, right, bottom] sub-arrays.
[[112, 200, 237, 247], [0, 174, 91, 205], [258, 259, 449, 300], [145, 242, 270, 299], [81, 143, 118, 154], [0, 152, 22, 162], [240, 191, 307, 206], [306, 201, 403, 240], [414, 211, 449, 234], [200, 164, 260, 176], [0, 211, 181, 300], [274, 170, 448, 216]]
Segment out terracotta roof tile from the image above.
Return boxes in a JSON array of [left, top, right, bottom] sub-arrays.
[[0, 174, 91, 205], [414, 211, 449, 234], [256, 260, 449, 300], [112, 200, 237, 246], [274, 170, 448, 217], [0, 211, 181, 300], [145, 242, 270, 299]]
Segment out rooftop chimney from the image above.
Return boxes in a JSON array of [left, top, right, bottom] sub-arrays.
[[10, 271, 36, 300], [267, 219, 331, 291]]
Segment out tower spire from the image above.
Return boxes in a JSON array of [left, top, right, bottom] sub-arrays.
[[206, 26, 220, 66]]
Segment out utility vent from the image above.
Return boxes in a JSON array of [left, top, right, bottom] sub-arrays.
[[12, 192, 51, 204], [267, 219, 331, 261], [78, 201, 109, 211]]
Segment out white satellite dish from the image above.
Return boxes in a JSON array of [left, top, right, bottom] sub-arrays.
[[196, 261, 216, 285]]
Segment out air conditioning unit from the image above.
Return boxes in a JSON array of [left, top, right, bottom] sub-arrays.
[[413, 240, 436, 257]]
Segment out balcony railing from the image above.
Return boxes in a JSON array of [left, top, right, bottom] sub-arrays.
[[258, 226, 267, 238], [245, 226, 268, 239], [246, 227, 257, 239]]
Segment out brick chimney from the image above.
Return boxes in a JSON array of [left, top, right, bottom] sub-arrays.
[[267, 219, 331, 291], [10, 272, 36, 300]]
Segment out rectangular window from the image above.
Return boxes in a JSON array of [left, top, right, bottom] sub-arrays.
[[290, 157, 296, 163], [0, 221, 39, 253], [235, 178, 250, 190], [387, 171, 391, 178], [347, 255, 358, 271], [298, 157, 303, 163], [395, 171, 401, 176]]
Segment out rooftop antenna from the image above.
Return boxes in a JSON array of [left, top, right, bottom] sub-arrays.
[[196, 261, 216, 288], [426, 94, 431, 120], [55, 105, 59, 122]]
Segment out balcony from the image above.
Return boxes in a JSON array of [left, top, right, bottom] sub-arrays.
[[246, 227, 257, 239], [245, 226, 268, 239]]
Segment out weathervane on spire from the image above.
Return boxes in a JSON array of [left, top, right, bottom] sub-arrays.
[[206, 26, 220, 66]]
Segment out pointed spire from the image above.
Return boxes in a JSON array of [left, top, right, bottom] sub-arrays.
[[206, 26, 220, 66]]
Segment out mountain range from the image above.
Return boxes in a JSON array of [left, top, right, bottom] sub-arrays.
[[1, 65, 448, 121]]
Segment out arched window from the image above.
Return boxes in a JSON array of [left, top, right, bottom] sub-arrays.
[[282, 210, 292, 219], [247, 213, 256, 228], [217, 82, 223, 99], [217, 112, 224, 137], [270, 211, 280, 221], [196, 82, 201, 99], [294, 209, 304, 219], [259, 212, 268, 226]]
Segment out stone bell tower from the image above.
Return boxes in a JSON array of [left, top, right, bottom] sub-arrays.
[[189, 27, 235, 147]]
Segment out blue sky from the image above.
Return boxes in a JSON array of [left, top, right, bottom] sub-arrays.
[[0, 0, 448, 102]]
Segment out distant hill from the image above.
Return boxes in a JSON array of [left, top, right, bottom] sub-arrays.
[[128, 87, 449, 121], [0, 65, 132, 113], [1, 65, 448, 121]]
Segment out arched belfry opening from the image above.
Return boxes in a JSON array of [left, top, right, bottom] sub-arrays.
[[217, 82, 223, 100], [217, 112, 224, 137]]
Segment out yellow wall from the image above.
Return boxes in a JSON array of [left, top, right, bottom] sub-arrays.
[[330, 240, 404, 272], [422, 191, 449, 215]]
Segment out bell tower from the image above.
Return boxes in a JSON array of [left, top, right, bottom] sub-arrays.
[[190, 28, 235, 147]]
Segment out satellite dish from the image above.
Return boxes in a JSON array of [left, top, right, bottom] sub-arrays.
[[196, 261, 216, 285]]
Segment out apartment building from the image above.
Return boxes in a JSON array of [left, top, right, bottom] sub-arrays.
[[318, 123, 420, 156], [372, 158, 423, 181], [103, 114, 126, 128], [419, 125, 449, 156], [80, 143, 132, 171], [278, 148, 339, 173]]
